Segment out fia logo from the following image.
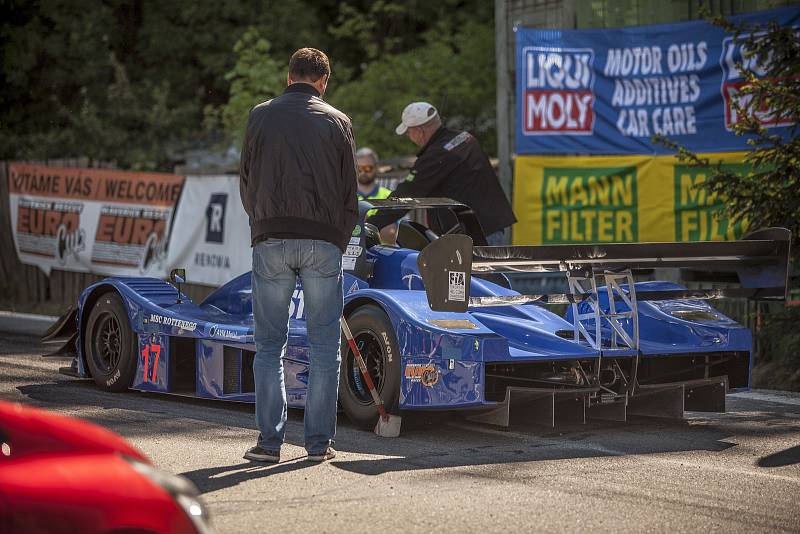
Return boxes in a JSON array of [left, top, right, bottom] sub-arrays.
[[448, 271, 466, 302], [205, 193, 227, 243]]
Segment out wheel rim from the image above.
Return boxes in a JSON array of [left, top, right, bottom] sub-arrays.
[[346, 330, 387, 405], [92, 312, 122, 373]]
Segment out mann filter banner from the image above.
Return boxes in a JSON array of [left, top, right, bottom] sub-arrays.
[[515, 6, 799, 155], [512, 152, 749, 245], [166, 175, 251, 287], [8, 163, 185, 276]]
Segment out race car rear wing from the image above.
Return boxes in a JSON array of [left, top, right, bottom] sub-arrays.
[[417, 228, 792, 314]]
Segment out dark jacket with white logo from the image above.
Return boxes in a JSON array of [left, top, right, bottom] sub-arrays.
[[239, 83, 358, 252], [380, 127, 516, 236]]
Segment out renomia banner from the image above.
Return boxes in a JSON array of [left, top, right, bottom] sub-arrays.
[[515, 6, 799, 155], [8, 163, 185, 277], [512, 152, 751, 245], [165, 175, 251, 287]]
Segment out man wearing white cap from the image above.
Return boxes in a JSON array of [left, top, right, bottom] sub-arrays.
[[373, 101, 516, 245]]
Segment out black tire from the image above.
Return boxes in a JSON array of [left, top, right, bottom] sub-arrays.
[[339, 305, 402, 429], [84, 292, 137, 392]]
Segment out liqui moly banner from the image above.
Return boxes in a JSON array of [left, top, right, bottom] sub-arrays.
[[515, 6, 799, 155], [8, 163, 185, 277]]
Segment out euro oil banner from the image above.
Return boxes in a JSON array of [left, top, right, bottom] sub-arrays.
[[165, 175, 251, 287], [8, 163, 185, 276], [512, 152, 750, 245], [515, 6, 799, 155]]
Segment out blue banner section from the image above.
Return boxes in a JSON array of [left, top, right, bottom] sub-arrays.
[[514, 7, 799, 155]]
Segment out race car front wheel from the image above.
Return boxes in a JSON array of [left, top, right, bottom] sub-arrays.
[[339, 305, 401, 429], [85, 292, 137, 392]]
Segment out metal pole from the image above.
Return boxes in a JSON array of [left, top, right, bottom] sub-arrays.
[[495, 0, 512, 244]]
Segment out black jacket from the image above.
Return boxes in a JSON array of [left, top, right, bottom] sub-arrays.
[[379, 127, 516, 236], [239, 83, 358, 252]]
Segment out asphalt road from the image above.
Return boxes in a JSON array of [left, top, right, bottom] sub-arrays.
[[2, 334, 799, 533]]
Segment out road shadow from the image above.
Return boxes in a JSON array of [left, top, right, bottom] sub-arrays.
[[0, 335, 49, 355], [13, 378, 799, 478], [758, 444, 800, 468], [180, 460, 317, 493]]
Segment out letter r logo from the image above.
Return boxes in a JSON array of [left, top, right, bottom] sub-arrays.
[[205, 193, 227, 243]]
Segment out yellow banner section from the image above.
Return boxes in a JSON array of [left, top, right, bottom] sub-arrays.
[[512, 152, 750, 245]]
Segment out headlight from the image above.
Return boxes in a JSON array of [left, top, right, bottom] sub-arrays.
[[126, 458, 214, 534], [669, 309, 725, 322], [652, 300, 726, 323]]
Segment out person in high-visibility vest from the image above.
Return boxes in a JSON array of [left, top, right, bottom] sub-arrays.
[[355, 147, 391, 202], [356, 148, 393, 238]]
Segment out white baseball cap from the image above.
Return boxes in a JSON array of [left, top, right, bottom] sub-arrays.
[[395, 102, 438, 135]]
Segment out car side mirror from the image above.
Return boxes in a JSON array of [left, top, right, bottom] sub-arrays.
[[170, 268, 186, 304]]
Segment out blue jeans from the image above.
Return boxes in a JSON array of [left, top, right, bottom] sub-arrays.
[[251, 238, 343, 455]]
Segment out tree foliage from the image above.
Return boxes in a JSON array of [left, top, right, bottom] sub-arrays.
[[330, 20, 496, 157], [0, 1, 324, 169], [0, 0, 496, 169], [205, 28, 285, 148], [654, 13, 800, 383], [326, 0, 492, 70], [655, 13, 800, 252]]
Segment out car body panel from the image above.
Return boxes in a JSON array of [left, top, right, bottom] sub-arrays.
[[0, 401, 199, 534]]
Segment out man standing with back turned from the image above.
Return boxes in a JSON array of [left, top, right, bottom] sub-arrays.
[[239, 48, 358, 463]]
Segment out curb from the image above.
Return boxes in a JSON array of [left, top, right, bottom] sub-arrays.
[[0, 311, 58, 337]]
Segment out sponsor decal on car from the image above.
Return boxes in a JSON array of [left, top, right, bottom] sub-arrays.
[[380, 331, 393, 363], [289, 285, 305, 320], [208, 325, 240, 340], [106, 368, 121, 387], [405, 363, 439, 387], [448, 271, 466, 302], [401, 273, 423, 290], [146, 313, 197, 332], [343, 242, 363, 271]]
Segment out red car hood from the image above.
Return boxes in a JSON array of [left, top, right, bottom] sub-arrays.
[[0, 401, 149, 463]]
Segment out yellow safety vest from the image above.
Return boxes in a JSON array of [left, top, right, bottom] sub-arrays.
[[359, 186, 392, 218]]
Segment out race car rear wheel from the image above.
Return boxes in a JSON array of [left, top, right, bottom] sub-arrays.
[[85, 292, 137, 392], [339, 305, 401, 429]]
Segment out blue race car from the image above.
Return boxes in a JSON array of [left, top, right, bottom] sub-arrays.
[[45, 198, 790, 430]]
